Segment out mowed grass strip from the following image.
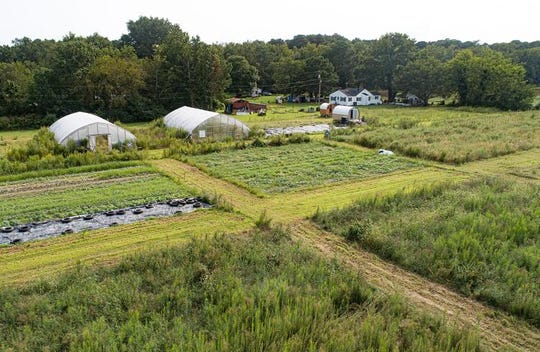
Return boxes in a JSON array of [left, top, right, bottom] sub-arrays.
[[0, 210, 252, 287], [455, 148, 540, 181], [188, 142, 419, 194]]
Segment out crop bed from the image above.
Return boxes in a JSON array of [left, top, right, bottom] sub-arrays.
[[0, 166, 192, 225], [189, 142, 419, 194]]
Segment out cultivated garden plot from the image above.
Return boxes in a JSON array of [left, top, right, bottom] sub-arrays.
[[313, 176, 540, 327], [188, 141, 420, 194], [0, 164, 193, 226]]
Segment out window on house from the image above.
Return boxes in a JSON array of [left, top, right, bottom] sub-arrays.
[[348, 97, 352, 101]]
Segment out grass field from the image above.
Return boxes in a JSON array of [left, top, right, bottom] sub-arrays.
[[0, 129, 37, 156], [187, 141, 420, 194], [0, 227, 481, 351], [313, 177, 540, 327], [335, 107, 540, 164], [1, 104, 539, 351], [0, 210, 252, 287], [0, 164, 193, 225]]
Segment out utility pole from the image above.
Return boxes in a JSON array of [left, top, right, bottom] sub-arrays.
[[318, 73, 322, 102]]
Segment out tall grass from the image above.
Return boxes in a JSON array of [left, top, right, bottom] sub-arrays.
[[313, 177, 540, 327], [0, 227, 481, 351], [336, 107, 540, 164]]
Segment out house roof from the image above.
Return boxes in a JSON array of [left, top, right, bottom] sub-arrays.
[[338, 88, 364, 96]]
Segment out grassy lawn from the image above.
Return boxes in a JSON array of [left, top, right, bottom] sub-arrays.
[[0, 165, 192, 225], [313, 176, 540, 327], [187, 141, 420, 195]]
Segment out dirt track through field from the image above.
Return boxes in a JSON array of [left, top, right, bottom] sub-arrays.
[[290, 220, 540, 352], [151, 158, 540, 351]]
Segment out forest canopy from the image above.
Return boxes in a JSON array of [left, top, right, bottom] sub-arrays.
[[0, 16, 538, 129]]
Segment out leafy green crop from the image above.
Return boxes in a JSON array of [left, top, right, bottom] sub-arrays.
[[189, 142, 419, 194]]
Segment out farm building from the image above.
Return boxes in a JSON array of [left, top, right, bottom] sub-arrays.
[[332, 105, 359, 123], [329, 88, 382, 106], [164, 106, 250, 140], [319, 103, 335, 117], [225, 98, 267, 115], [49, 112, 136, 151]]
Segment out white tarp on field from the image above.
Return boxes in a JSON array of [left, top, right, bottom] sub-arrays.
[[265, 124, 331, 136]]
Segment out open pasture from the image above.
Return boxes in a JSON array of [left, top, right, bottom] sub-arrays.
[[187, 141, 420, 195], [0, 163, 192, 226], [337, 107, 540, 164]]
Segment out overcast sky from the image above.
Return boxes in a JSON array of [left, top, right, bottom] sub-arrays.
[[1, 0, 539, 46]]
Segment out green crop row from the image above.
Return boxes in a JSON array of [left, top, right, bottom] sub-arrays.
[[188, 142, 419, 194], [0, 171, 192, 225]]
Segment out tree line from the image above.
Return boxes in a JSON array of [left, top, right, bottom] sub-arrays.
[[0, 16, 538, 129]]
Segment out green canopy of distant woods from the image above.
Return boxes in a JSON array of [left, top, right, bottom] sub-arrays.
[[0, 16, 538, 128]]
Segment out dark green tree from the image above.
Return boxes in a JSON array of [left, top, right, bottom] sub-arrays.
[[0, 61, 34, 114], [82, 48, 144, 115], [518, 48, 540, 85], [120, 16, 177, 58], [449, 48, 535, 110], [394, 49, 450, 105], [158, 30, 230, 110], [226, 55, 259, 96], [358, 33, 416, 101], [29, 35, 100, 115]]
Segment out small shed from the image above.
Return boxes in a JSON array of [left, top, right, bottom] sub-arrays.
[[319, 103, 334, 117], [49, 112, 136, 151], [164, 106, 250, 140], [332, 105, 359, 123], [225, 98, 267, 115]]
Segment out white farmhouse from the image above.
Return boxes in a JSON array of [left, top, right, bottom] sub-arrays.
[[328, 88, 382, 106]]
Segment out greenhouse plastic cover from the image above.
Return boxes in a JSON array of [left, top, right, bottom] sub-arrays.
[[49, 112, 136, 145]]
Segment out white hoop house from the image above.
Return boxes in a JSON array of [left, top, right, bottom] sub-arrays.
[[49, 112, 136, 151], [164, 106, 250, 140]]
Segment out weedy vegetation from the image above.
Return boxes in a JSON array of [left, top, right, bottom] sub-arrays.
[[0, 227, 481, 351], [313, 176, 540, 327]]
